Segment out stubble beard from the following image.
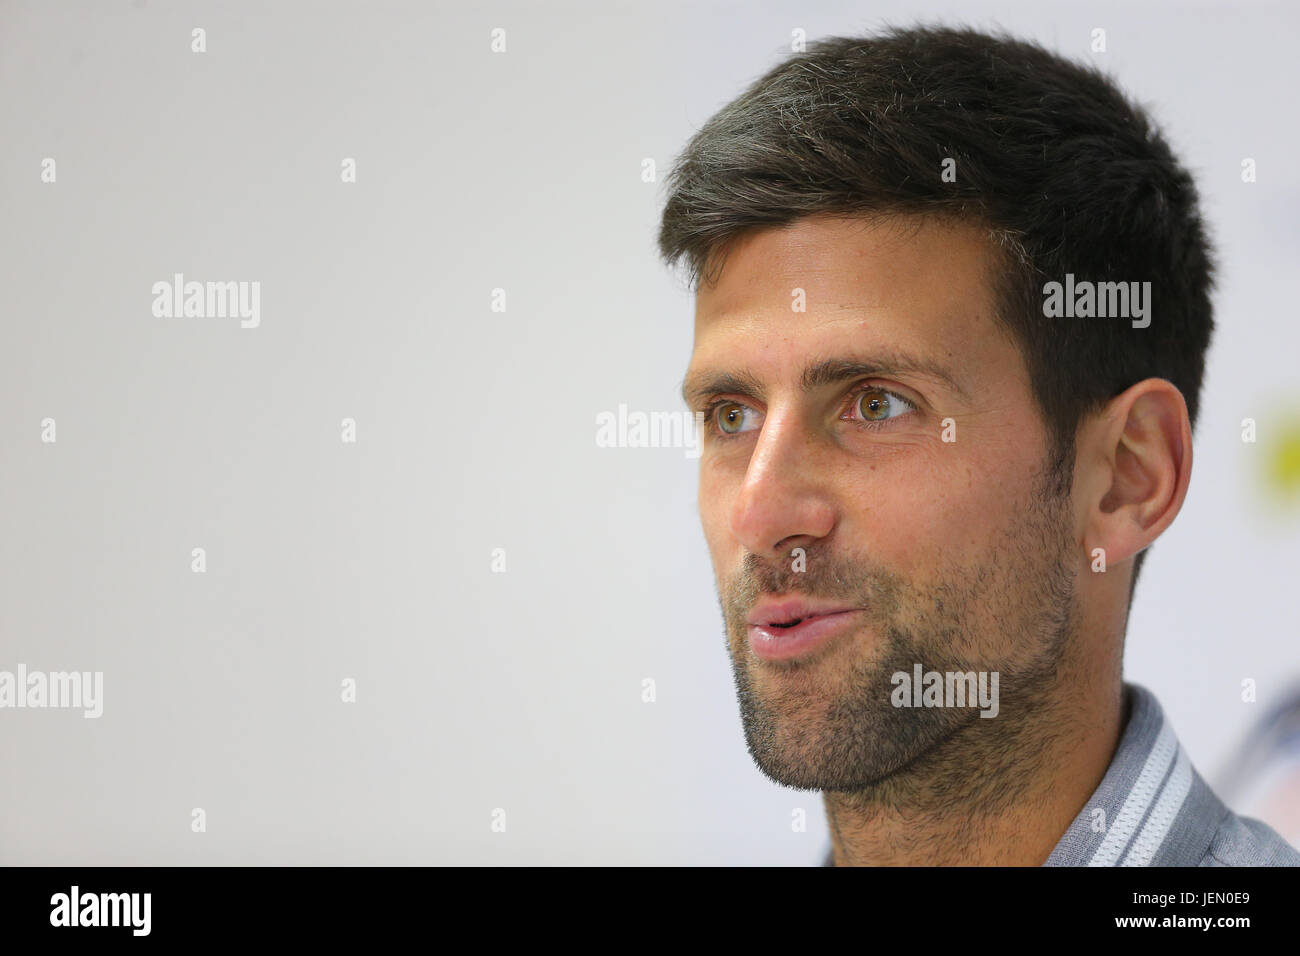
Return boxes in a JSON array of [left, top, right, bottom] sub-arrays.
[[719, 468, 1080, 817]]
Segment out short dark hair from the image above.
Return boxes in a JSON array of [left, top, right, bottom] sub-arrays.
[[658, 24, 1215, 592]]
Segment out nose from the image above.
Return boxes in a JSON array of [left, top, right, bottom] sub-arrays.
[[729, 408, 837, 560]]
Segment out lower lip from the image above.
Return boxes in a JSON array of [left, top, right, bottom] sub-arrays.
[[747, 610, 864, 661]]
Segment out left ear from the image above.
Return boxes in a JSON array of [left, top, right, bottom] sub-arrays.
[[1075, 378, 1193, 567]]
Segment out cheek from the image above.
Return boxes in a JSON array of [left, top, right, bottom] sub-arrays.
[[840, 442, 1042, 575], [697, 461, 737, 566]]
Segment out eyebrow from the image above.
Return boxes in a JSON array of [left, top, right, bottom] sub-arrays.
[[680, 352, 968, 408]]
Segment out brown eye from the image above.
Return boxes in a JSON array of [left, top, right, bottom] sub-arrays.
[[857, 387, 893, 421], [716, 402, 749, 434]]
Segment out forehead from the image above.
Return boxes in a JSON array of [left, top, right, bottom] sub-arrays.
[[690, 213, 1011, 372]]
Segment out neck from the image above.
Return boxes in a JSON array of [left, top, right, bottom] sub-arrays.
[[824, 671, 1124, 866]]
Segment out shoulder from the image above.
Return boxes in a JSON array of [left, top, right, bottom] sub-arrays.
[[1202, 810, 1300, 867], [1046, 683, 1300, 867]]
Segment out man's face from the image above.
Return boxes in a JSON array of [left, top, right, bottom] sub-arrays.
[[683, 214, 1082, 794]]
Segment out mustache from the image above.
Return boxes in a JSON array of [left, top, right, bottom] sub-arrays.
[[723, 547, 899, 618]]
